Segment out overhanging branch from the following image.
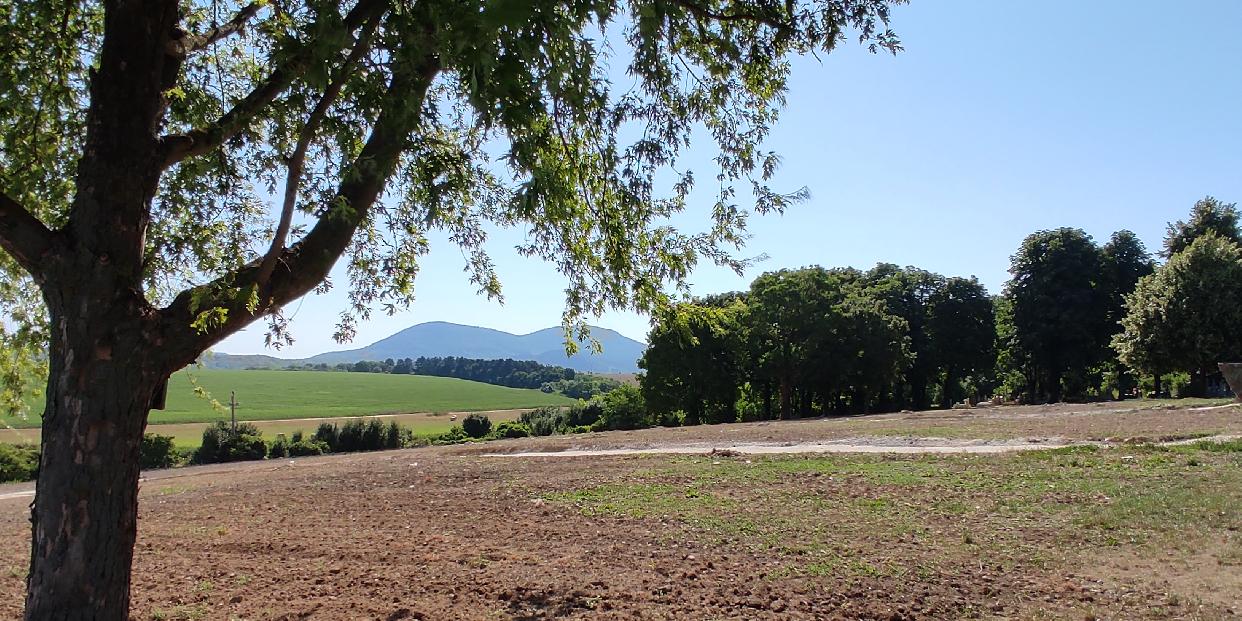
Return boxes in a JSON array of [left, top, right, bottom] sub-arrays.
[[256, 15, 381, 289], [0, 188, 63, 280], [666, 0, 791, 30], [166, 2, 264, 57], [158, 54, 441, 368], [158, 0, 389, 169]]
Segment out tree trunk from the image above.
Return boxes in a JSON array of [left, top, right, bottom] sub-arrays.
[[1191, 366, 1209, 398], [911, 374, 927, 411], [1048, 369, 1063, 404], [25, 293, 164, 620], [761, 382, 772, 420], [940, 370, 956, 408], [778, 377, 792, 420]]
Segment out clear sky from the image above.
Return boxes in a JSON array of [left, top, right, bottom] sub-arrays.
[[217, 0, 1242, 357]]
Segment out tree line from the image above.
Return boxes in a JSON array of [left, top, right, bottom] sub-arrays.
[[283, 355, 574, 388], [279, 355, 621, 398], [641, 196, 1242, 420]]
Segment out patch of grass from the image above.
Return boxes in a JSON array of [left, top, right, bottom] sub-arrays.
[[544, 445, 1242, 583], [14, 369, 572, 428], [1184, 438, 1242, 453], [150, 605, 208, 621]]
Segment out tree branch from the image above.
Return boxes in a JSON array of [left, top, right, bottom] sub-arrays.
[[158, 53, 441, 369], [0, 189, 63, 280], [256, 15, 380, 289], [158, 0, 389, 169], [666, 0, 790, 30], [166, 2, 263, 57]]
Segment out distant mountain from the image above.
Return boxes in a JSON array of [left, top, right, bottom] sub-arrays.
[[203, 322, 646, 373]]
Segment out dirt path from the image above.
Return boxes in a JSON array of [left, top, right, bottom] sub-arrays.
[[483, 433, 1242, 458]]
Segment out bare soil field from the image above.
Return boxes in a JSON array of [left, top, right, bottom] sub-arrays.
[[0, 400, 1239, 620]]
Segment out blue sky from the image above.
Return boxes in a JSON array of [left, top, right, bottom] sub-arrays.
[[218, 0, 1242, 356]]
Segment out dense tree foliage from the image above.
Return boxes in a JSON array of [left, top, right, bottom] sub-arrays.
[[1003, 228, 1112, 402], [1099, 230, 1155, 396], [641, 265, 997, 421], [1162, 196, 1241, 258], [861, 264, 938, 409], [641, 301, 745, 424], [283, 355, 617, 396], [1114, 233, 1242, 396], [406, 356, 574, 389], [925, 277, 996, 406], [0, 0, 907, 615]]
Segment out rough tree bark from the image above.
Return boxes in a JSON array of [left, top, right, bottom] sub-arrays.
[[25, 290, 168, 618]]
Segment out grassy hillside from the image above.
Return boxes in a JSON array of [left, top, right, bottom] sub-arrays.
[[11, 369, 574, 428]]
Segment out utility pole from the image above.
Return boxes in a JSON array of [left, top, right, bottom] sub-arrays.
[[230, 390, 238, 433]]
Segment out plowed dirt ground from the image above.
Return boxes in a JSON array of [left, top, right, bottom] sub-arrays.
[[0, 401, 1239, 620]]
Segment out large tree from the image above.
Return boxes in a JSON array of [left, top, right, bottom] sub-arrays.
[[925, 276, 995, 406], [1114, 233, 1242, 396], [1005, 228, 1110, 402], [745, 267, 841, 418], [1100, 230, 1154, 397], [0, 0, 905, 617], [862, 264, 940, 409], [640, 300, 745, 424]]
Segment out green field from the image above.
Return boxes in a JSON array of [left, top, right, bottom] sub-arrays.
[[9, 369, 573, 428]]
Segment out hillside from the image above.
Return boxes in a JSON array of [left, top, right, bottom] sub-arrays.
[[204, 322, 646, 373], [13, 369, 574, 428]]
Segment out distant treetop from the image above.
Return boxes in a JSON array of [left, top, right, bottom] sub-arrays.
[[1163, 196, 1240, 258]]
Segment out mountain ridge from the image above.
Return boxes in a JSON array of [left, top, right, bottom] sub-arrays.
[[203, 322, 646, 373]]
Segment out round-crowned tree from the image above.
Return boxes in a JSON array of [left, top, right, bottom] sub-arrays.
[[1114, 233, 1242, 396]]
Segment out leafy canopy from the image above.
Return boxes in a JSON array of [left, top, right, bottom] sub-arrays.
[[1163, 196, 1241, 258], [0, 0, 906, 413], [1005, 228, 1111, 400], [1114, 233, 1242, 376]]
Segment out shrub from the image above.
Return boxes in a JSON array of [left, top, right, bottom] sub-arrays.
[[594, 385, 649, 431], [432, 426, 469, 445], [139, 433, 179, 469], [461, 413, 492, 438], [0, 443, 39, 483], [520, 406, 564, 436], [656, 410, 685, 427], [337, 419, 365, 452], [565, 401, 604, 429], [195, 422, 266, 464], [313, 422, 339, 449], [362, 419, 386, 450], [288, 439, 329, 456], [384, 421, 405, 449], [268, 434, 289, 458], [489, 421, 531, 439], [1168, 372, 1192, 398]]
